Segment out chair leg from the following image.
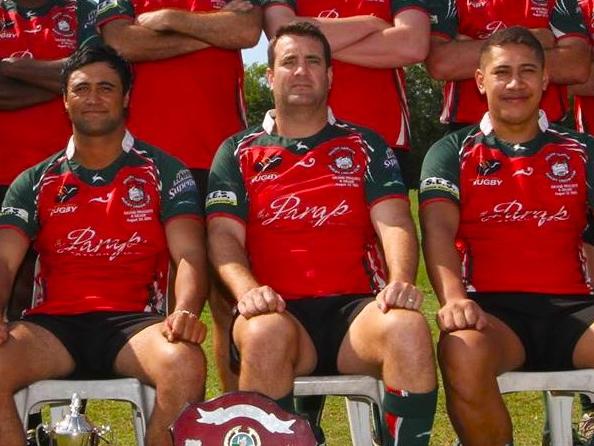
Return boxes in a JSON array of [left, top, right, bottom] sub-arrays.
[[545, 391, 575, 446], [346, 398, 377, 446]]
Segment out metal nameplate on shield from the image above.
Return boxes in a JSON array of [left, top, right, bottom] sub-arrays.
[[170, 391, 317, 446]]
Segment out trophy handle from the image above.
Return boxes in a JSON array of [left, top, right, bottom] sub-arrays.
[[94, 424, 116, 445], [35, 423, 50, 446]]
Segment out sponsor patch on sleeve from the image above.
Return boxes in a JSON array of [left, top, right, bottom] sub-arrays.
[[0, 206, 29, 223], [206, 190, 238, 207], [168, 169, 198, 199], [420, 177, 459, 199]]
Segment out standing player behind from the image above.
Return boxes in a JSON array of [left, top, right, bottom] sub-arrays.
[[425, 0, 590, 131], [0, 46, 208, 446], [261, 0, 430, 188], [420, 26, 594, 446], [96, 0, 262, 392], [571, 0, 594, 135], [207, 22, 437, 446], [0, 0, 99, 318]]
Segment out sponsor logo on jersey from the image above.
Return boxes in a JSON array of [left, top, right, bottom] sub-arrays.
[[420, 177, 460, 199], [55, 184, 79, 203], [168, 169, 197, 199], [206, 190, 238, 207], [479, 200, 569, 227], [224, 426, 261, 446], [56, 227, 146, 261], [52, 12, 75, 37], [478, 21, 507, 39], [254, 155, 282, 172], [0, 17, 16, 38], [122, 176, 150, 208], [512, 167, 534, 177], [328, 146, 360, 175], [0, 206, 29, 223], [476, 159, 502, 176], [383, 148, 399, 169], [468, 0, 487, 8], [472, 178, 503, 186], [295, 141, 309, 151], [251, 173, 279, 184], [260, 194, 350, 227], [545, 153, 576, 183], [50, 204, 78, 216], [91, 173, 106, 184]]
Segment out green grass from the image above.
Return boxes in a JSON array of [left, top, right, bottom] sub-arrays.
[[45, 193, 581, 445]]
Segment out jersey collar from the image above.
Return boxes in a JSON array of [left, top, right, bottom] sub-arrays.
[[65, 130, 135, 160], [479, 110, 549, 136], [262, 108, 336, 134]]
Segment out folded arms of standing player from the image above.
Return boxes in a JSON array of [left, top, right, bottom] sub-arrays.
[[263, 1, 430, 68], [98, 0, 262, 62]]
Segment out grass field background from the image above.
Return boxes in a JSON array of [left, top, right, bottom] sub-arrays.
[[73, 194, 573, 445]]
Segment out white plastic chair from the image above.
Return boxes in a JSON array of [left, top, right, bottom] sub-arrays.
[[13, 378, 155, 446], [294, 375, 384, 446], [496, 369, 594, 446]]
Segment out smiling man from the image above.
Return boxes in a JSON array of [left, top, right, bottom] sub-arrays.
[[207, 22, 437, 446], [0, 45, 208, 446], [420, 26, 594, 446]]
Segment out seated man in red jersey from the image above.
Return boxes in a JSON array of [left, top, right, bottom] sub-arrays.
[[425, 0, 590, 132], [420, 26, 594, 446], [207, 22, 437, 446], [0, 46, 208, 446]]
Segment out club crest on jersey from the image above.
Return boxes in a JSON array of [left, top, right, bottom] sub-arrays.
[[545, 153, 576, 183], [122, 176, 150, 208], [56, 184, 79, 203], [476, 159, 502, 176], [329, 147, 360, 175], [223, 426, 261, 446], [254, 155, 282, 173], [52, 12, 75, 37]]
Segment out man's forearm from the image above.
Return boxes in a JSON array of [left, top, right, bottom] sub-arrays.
[[570, 62, 594, 96], [425, 37, 483, 81], [147, 7, 262, 49], [174, 254, 209, 315], [101, 19, 210, 62], [546, 39, 591, 85], [1, 58, 64, 93], [0, 75, 57, 110]]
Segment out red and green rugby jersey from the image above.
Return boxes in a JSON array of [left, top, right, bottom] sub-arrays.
[[206, 110, 408, 299], [574, 0, 594, 134], [0, 131, 202, 315], [0, 0, 99, 186], [261, 0, 430, 150], [419, 112, 594, 294], [429, 0, 586, 125], [96, 0, 254, 170]]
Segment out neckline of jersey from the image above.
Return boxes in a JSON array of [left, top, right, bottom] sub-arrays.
[[66, 150, 129, 186]]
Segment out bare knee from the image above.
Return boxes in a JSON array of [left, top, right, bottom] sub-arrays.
[[382, 310, 434, 359], [150, 343, 206, 397], [235, 314, 298, 362]]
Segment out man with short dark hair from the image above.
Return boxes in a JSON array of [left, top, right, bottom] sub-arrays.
[[0, 45, 208, 446], [208, 22, 438, 446], [420, 26, 594, 445]]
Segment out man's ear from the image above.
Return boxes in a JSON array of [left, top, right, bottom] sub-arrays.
[[475, 68, 486, 95]]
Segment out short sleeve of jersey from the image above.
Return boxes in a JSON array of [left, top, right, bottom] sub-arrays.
[[0, 170, 39, 238], [205, 137, 248, 221], [428, 0, 457, 39], [361, 129, 408, 204], [550, 0, 588, 40], [96, 0, 135, 27], [419, 132, 461, 204], [77, 0, 102, 48], [155, 154, 203, 221]]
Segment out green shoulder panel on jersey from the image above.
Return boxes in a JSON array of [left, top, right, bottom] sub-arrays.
[[77, 0, 102, 48], [0, 151, 66, 239], [392, 0, 430, 16], [419, 125, 474, 204], [334, 120, 408, 203], [96, 0, 135, 25], [206, 126, 259, 221], [130, 140, 202, 221], [551, 0, 588, 38], [427, 0, 457, 38]]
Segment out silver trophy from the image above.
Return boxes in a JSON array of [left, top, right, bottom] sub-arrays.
[[35, 393, 115, 446]]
